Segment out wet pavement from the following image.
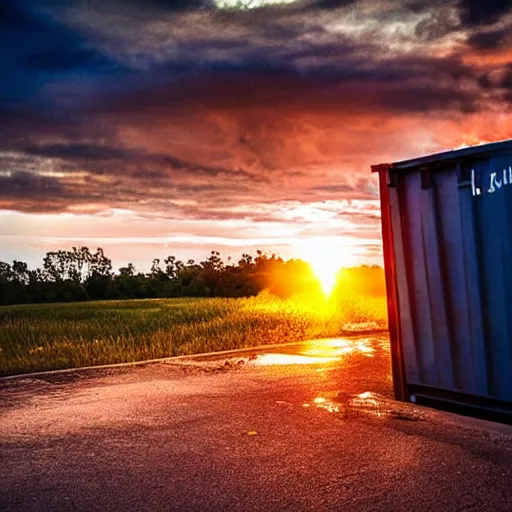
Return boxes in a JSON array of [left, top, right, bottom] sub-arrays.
[[1, 333, 512, 511]]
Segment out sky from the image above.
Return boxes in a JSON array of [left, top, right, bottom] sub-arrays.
[[1, 0, 512, 272]]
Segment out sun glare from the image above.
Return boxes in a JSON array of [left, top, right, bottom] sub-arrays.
[[298, 238, 356, 297]]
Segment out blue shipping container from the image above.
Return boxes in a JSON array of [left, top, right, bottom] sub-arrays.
[[373, 139, 512, 422]]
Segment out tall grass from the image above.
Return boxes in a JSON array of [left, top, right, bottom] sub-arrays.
[[0, 291, 387, 376]]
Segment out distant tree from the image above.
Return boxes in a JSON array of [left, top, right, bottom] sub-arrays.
[[198, 251, 225, 296], [42, 246, 111, 285], [11, 260, 30, 285], [118, 263, 136, 277], [89, 248, 112, 278], [0, 245, 386, 305], [43, 250, 70, 282], [67, 246, 91, 284], [115, 264, 148, 299], [28, 267, 47, 284], [86, 274, 116, 301], [0, 261, 27, 305], [238, 253, 253, 268], [163, 256, 178, 279], [0, 261, 13, 282], [149, 258, 168, 281]]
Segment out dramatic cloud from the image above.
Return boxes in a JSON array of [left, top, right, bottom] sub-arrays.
[[458, 0, 512, 28], [1, 0, 512, 269]]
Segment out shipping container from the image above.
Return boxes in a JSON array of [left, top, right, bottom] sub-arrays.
[[372, 139, 512, 423]]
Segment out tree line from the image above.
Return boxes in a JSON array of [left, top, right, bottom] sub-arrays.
[[0, 246, 385, 306]]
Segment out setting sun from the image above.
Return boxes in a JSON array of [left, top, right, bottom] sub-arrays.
[[297, 238, 357, 297]]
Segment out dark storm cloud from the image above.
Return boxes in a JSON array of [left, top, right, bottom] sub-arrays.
[[95, 51, 481, 116], [1, 0, 511, 219], [458, 0, 512, 27], [499, 65, 512, 89], [22, 46, 114, 72], [0, 166, 266, 215], [476, 63, 512, 96], [22, 143, 141, 162], [307, 0, 357, 9], [0, 0, 490, 117], [0, 1, 124, 104], [402, 0, 444, 15], [0, 1, 36, 30], [42, 0, 207, 12], [20, 142, 268, 182], [0, 142, 273, 217], [125, 0, 206, 10], [0, 172, 63, 199], [467, 28, 510, 50]]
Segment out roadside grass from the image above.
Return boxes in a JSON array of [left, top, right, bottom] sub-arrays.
[[0, 291, 388, 376]]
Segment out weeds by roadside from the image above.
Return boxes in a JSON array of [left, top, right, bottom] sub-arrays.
[[0, 291, 387, 376]]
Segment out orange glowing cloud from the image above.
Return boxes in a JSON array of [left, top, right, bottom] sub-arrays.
[[1, 0, 512, 269]]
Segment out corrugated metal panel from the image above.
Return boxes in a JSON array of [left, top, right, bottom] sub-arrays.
[[373, 140, 512, 420]]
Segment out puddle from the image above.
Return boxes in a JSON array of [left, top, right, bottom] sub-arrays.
[[249, 336, 383, 366], [307, 391, 430, 422], [301, 337, 376, 358], [249, 354, 339, 366]]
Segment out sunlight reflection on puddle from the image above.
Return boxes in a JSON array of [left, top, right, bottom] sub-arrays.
[[250, 354, 339, 366], [249, 337, 378, 366], [301, 337, 375, 359], [308, 391, 430, 422]]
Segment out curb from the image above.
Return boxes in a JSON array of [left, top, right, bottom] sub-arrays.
[[0, 342, 300, 382], [0, 330, 388, 382]]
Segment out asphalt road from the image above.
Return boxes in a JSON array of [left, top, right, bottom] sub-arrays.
[[1, 333, 512, 512]]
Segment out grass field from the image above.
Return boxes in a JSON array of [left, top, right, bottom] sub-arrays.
[[0, 291, 388, 376]]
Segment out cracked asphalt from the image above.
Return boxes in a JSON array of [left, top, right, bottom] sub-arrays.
[[1, 333, 512, 512]]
